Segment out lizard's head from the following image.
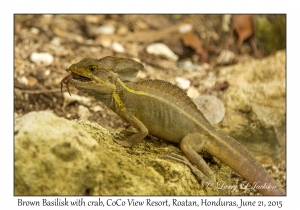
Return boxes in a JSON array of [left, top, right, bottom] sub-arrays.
[[68, 58, 104, 82], [61, 56, 143, 96]]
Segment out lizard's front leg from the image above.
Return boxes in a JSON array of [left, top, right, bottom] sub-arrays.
[[114, 111, 149, 147]]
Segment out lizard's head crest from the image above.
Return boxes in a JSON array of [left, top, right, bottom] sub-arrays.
[[69, 56, 143, 83]]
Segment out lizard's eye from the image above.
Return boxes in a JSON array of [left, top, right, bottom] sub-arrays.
[[89, 66, 96, 72]]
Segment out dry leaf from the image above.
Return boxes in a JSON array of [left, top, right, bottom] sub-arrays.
[[233, 15, 255, 49], [214, 81, 229, 91], [181, 31, 209, 63], [182, 31, 203, 54]]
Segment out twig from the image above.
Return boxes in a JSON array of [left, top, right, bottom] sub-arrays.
[[14, 87, 62, 94]]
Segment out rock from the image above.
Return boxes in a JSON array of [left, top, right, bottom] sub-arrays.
[[14, 111, 104, 195], [218, 50, 286, 162], [193, 95, 225, 125], [30, 52, 54, 66], [146, 43, 179, 61], [14, 111, 229, 195], [175, 77, 191, 90], [111, 42, 125, 53]]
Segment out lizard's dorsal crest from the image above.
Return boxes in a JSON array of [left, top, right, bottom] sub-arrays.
[[98, 56, 144, 82], [135, 79, 202, 115]]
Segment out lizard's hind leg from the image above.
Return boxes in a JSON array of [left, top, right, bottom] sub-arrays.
[[163, 133, 216, 186], [180, 133, 216, 183]]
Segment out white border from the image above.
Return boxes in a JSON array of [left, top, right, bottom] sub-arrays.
[[3, 0, 297, 209]]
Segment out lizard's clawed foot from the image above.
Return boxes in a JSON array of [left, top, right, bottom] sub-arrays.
[[119, 130, 137, 137], [112, 130, 137, 147], [162, 153, 214, 188], [113, 138, 134, 148]]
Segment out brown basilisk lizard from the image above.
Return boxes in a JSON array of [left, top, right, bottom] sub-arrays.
[[61, 56, 285, 195]]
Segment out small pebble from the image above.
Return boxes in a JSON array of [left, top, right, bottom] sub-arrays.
[[175, 77, 191, 90], [96, 24, 115, 35], [146, 43, 179, 61], [43, 14, 53, 20], [44, 69, 51, 76], [27, 76, 38, 86], [178, 60, 202, 71], [74, 34, 84, 43], [117, 25, 129, 35], [202, 63, 211, 71], [187, 86, 200, 99], [96, 36, 112, 48], [50, 37, 61, 46], [91, 105, 104, 112], [222, 15, 231, 32], [85, 15, 103, 24], [62, 93, 92, 107], [18, 76, 28, 85], [30, 52, 54, 65], [30, 27, 39, 34], [19, 69, 25, 75], [77, 105, 91, 119], [137, 71, 147, 79], [179, 23, 193, 34], [111, 42, 125, 53], [216, 49, 236, 65]]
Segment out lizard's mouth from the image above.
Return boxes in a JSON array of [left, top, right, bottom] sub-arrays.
[[61, 71, 94, 95], [71, 72, 94, 82]]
